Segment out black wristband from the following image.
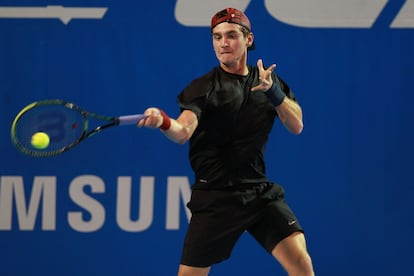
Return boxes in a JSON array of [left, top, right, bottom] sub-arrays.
[[266, 82, 286, 107]]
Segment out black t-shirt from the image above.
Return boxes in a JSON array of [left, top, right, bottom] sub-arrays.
[[178, 65, 297, 189]]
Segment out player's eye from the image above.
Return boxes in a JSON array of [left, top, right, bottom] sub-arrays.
[[213, 34, 222, 40], [227, 32, 239, 39]]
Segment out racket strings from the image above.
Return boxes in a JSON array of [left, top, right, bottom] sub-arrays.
[[11, 103, 86, 156]]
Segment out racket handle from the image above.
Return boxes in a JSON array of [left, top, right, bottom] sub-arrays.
[[118, 114, 147, 125]]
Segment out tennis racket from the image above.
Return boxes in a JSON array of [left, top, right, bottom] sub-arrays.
[[11, 99, 147, 157]]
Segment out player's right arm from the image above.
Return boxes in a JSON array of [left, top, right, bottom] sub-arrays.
[[138, 108, 198, 144]]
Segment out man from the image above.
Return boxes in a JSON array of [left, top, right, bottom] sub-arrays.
[[138, 7, 314, 276]]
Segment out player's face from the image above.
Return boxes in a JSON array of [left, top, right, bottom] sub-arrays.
[[212, 23, 252, 69]]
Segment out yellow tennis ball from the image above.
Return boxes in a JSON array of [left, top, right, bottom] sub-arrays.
[[31, 132, 50, 149]]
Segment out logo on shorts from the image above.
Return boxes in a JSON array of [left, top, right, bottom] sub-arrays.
[[288, 220, 296, 226]]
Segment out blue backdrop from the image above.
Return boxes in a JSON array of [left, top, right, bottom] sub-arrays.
[[1, 1, 413, 275]]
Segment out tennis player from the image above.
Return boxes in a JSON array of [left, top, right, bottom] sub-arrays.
[[139, 7, 315, 276]]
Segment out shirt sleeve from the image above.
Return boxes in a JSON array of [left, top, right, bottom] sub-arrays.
[[273, 74, 298, 102], [177, 69, 215, 120]]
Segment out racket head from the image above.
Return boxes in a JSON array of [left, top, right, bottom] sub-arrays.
[[11, 99, 88, 157]]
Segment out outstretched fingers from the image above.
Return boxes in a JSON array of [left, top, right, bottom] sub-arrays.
[[251, 59, 276, 92]]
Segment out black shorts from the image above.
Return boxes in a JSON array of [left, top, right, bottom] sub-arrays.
[[180, 182, 304, 267]]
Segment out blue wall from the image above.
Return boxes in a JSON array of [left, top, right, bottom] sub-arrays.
[[1, 1, 413, 275]]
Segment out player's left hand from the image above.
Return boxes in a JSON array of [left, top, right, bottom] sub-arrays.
[[251, 59, 276, 92]]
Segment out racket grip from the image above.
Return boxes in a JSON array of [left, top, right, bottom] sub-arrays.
[[118, 114, 147, 125]]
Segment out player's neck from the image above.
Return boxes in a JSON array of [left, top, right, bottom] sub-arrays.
[[220, 62, 249, 76]]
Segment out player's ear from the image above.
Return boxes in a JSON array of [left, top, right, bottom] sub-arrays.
[[247, 32, 254, 48]]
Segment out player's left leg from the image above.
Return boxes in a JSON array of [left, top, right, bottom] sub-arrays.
[[177, 264, 210, 276], [272, 231, 314, 276]]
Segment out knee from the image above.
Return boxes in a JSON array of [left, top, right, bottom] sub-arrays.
[[291, 253, 314, 276], [272, 232, 315, 276]]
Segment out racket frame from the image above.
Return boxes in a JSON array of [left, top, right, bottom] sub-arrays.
[[11, 99, 140, 157]]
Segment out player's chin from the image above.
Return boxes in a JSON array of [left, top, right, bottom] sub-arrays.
[[221, 60, 238, 69], [219, 52, 233, 59], [219, 56, 235, 66]]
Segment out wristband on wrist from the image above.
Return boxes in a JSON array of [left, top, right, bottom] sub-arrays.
[[158, 109, 171, 130], [266, 82, 286, 107]]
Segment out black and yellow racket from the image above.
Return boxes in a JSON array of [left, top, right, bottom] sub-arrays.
[[11, 99, 147, 157]]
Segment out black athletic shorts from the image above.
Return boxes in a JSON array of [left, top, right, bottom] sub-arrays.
[[180, 182, 304, 267]]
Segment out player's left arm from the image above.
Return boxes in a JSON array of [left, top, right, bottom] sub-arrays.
[[252, 59, 303, 135], [275, 98, 303, 135]]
